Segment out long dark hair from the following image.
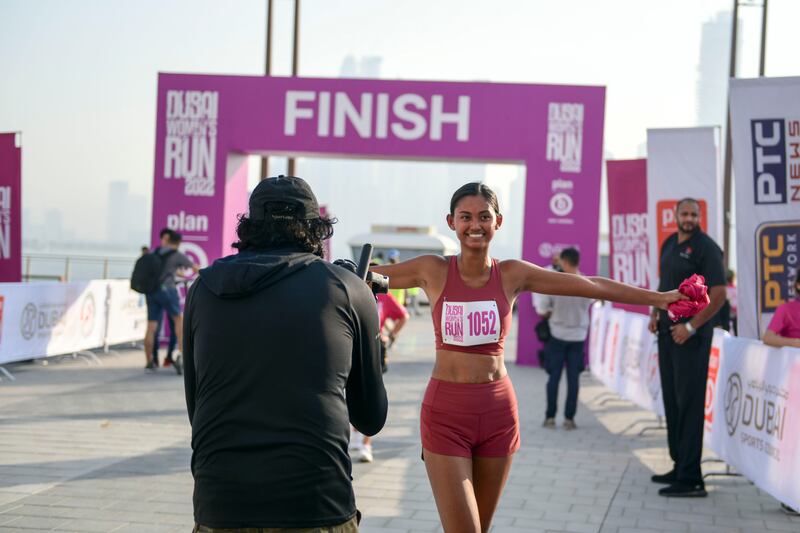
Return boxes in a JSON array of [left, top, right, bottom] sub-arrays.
[[233, 212, 336, 257], [449, 182, 501, 216]]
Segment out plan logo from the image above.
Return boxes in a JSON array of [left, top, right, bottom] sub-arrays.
[[750, 118, 800, 205], [549, 193, 573, 217], [546, 103, 584, 173], [724, 372, 743, 437], [166, 211, 209, 233]]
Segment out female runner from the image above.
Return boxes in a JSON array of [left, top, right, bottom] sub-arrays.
[[371, 182, 685, 533]]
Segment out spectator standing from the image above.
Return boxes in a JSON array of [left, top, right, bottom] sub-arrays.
[[535, 247, 593, 430], [762, 270, 800, 516], [144, 229, 198, 374], [648, 198, 726, 497], [762, 270, 800, 349]]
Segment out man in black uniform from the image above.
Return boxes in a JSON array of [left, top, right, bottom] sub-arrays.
[[183, 176, 387, 531], [648, 198, 726, 497]]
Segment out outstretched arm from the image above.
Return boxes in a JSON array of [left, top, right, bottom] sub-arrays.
[[370, 255, 446, 290], [506, 260, 685, 310]]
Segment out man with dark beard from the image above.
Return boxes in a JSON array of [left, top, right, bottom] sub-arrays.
[[648, 198, 726, 497]]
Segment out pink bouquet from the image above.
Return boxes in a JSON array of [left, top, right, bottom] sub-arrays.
[[667, 274, 710, 321]]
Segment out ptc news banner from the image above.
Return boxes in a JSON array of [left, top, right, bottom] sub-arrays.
[[703, 76, 800, 512], [729, 77, 800, 339]]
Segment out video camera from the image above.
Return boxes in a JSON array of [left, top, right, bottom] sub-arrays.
[[333, 244, 389, 296]]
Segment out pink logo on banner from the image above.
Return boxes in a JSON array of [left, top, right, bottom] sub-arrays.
[[0, 133, 21, 282], [151, 75, 605, 365], [606, 159, 649, 315]]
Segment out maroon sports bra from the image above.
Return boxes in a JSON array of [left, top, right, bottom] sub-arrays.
[[432, 256, 512, 356]]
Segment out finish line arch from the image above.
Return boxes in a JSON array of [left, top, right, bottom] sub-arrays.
[[151, 73, 605, 365]]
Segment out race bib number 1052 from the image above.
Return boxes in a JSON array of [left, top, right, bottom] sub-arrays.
[[441, 300, 500, 347]]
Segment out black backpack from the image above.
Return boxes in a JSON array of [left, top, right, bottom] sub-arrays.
[[130, 249, 176, 294]]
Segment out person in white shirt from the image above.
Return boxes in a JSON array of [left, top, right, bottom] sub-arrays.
[[534, 248, 593, 430]]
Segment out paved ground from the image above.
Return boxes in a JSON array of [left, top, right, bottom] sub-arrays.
[[0, 315, 797, 533]]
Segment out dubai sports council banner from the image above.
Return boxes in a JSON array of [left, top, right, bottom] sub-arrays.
[[729, 77, 800, 339], [606, 159, 649, 314], [0, 281, 108, 364], [0, 133, 21, 282], [705, 330, 800, 511], [646, 128, 723, 289], [0, 280, 146, 364]]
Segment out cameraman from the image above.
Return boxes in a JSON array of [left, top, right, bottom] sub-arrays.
[[183, 176, 387, 532]]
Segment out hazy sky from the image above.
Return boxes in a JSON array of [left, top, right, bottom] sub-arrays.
[[1, 0, 798, 246]]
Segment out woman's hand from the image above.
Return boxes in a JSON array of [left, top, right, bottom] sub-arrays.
[[653, 289, 687, 310]]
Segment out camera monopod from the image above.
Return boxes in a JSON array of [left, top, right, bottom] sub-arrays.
[[356, 244, 390, 295]]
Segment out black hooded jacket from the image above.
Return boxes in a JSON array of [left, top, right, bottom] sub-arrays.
[[183, 248, 387, 528]]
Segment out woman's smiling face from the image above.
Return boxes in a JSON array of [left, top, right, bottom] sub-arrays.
[[447, 194, 502, 252]]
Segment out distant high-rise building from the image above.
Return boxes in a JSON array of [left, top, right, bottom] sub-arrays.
[[339, 55, 358, 78], [127, 193, 147, 246], [44, 208, 63, 243], [339, 55, 382, 78], [359, 56, 382, 79], [107, 181, 129, 242], [696, 10, 742, 128]]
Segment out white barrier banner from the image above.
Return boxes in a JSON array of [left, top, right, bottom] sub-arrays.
[[0, 281, 108, 364], [729, 77, 800, 339], [105, 280, 147, 346], [599, 308, 629, 392], [588, 301, 611, 373], [704, 330, 800, 511], [588, 303, 664, 416], [621, 314, 665, 417], [646, 127, 723, 290]]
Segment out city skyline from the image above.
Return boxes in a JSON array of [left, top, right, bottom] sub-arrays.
[[2, 0, 796, 259]]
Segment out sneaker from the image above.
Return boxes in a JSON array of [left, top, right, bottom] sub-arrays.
[[542, 417, 556, 428], [349, 429, 363, 451], [780, 503, 800, 516], [358, 444, 373, 463], [651, 469, 677, 484], [163, 357, 172, 368], [173, 352, 183, 376], [144, 362, 155, 373], [563, 419, 577, 430], [658, 482, 707, 498]]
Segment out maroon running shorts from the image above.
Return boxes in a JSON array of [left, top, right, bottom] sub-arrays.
[[420, 375, 520, 458]]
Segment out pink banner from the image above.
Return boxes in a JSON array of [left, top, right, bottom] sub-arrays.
[[152, 74, 605, 365], [0, 133, 21, 283], [606, 159, 649, 315]]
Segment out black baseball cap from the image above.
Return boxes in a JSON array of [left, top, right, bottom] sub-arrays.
[[248, 175, 320, 221]]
